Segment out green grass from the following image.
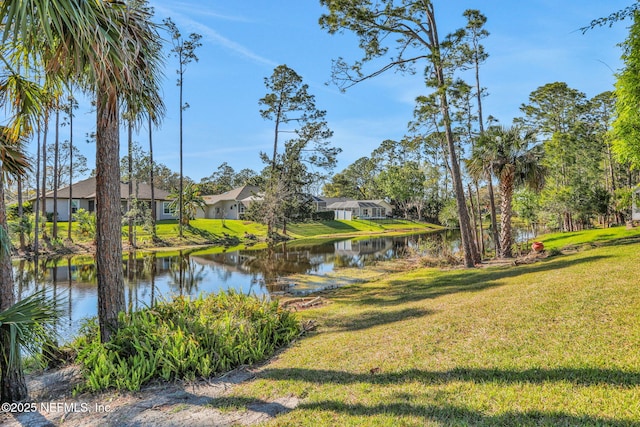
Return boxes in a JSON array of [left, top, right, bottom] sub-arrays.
[[15, 218, 439, 253], [286, 219, 440, 239], [208, 229, 640, 426], [534, 226, 640, 251]]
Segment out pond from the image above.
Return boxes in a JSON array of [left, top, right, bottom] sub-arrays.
[[13, 230, 460, 342]]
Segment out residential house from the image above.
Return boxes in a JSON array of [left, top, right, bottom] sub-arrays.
[[40, 177, 175, 221], [324, 199, 392, 220], [198, 185, 393, 221], [200, 185, 261, 220]]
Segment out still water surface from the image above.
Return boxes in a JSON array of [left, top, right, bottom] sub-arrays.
[[14, 231, 460, 341]]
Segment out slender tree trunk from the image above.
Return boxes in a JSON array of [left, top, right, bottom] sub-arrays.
[[53, 107, 60, 240], [128, 121, 134, 247], [148, 115, 156, 238], [34, 128, 41, 255], [41, 111, 48, 240], [17, 178, 25, 251], [0, 175, 27, 402], [498, 175, 515, 258], [468, 183, 480, 254], [427, 5, 479, 267], [178, 56, 184, 239], [68, 93, 74, 241], [475, 182, 484, 256], [95, 85, 125, 343], [486, 170, 500, 256]]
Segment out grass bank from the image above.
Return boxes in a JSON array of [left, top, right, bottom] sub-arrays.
[[210, 227, 640, 425], [286, 219, 441, 240], [22, 219, 437, 255]]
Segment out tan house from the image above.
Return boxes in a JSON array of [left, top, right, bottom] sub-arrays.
[[41, 177, 175, 221], [200, 185, 261, 220]]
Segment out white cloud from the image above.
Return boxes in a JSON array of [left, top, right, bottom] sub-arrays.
[[154, 3, 277, 67]]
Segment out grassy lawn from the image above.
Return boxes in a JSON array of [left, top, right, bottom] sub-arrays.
[[534, 226, 640, 251], [207, 228, 640, 425], [286, 219, 441, 239], [25, 219, 438, 250]]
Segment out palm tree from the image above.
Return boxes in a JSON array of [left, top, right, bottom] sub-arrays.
[[1, 0, 165, 345], [0, 126, 32, 402], [470, 125, 546, 258], [168, 182, 206, 227], [0, 290, 61, 403]]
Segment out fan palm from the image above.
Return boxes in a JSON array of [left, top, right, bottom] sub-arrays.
[[1, 0, 164, 345], [168, 182, 206, 226], [470, 126, 546, 258], [0, 126, 32, 402], [0, 290, 62, 403]]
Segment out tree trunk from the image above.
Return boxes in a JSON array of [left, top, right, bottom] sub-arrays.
[[428, 6, 479, 267], [128, 121, 134, 247], [178, 56, 184, 239], [34, 128, 41, 256], [95, 85, 125, 343], [68, 95, 74, 242], [498, 174, 514, 258], [148, 115, 156, 239], [53, 107, 60, 240], [41, 112, 48, 239], [0, 176, 28, 402], [486, 170, 500, 256], [17, 178, 25, 252], [468, 183, 480, 255], [474, 182, 484, 256]]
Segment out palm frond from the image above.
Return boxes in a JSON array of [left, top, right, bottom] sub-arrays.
[[0, 290, 64, 369], [0, 126, 30, 178]]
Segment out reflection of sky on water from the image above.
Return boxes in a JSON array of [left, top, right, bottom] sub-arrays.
[[14, 231, 457, 342]]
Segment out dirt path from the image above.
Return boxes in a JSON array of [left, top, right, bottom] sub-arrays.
[[1, 365, 299, 427]]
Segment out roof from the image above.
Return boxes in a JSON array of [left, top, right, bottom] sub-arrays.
[[326, 200, 385, 209], [202, 185, 261, 205], [42, 177, 171, 201]]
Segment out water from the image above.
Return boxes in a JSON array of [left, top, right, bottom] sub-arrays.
[[13, 231, 459, 342]]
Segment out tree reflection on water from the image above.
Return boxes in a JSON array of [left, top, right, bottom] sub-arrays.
[[13, 231, 458, 341]]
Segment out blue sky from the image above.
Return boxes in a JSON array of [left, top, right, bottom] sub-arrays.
[[64, 1, 632, 183]]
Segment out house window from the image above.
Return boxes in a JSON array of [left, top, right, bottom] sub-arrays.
[[362, 208, 369, 217], [88, 201, 95, 212], [70, 200, 79, 214], [163, 202, 171, 215], [238, 203, 245, 214]]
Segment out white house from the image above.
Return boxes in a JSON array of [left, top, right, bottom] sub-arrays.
[[325, 199, 392, 220], [199, 185, 394, 222], [200, 185, 261, 220], [40, 177, 175, 221]]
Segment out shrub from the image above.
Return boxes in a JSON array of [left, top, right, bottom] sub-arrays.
[[7, 201, 33, 220], [73, 209, 96, 237], [72, 290, 300, 392]]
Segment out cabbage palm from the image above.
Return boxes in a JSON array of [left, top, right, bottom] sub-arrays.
[[470, 126, 546, 258], [168, 182, 206, 226], [1, 0, 164, 345], [0, 290, 62, 403], [0, 126, 31, 402]]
